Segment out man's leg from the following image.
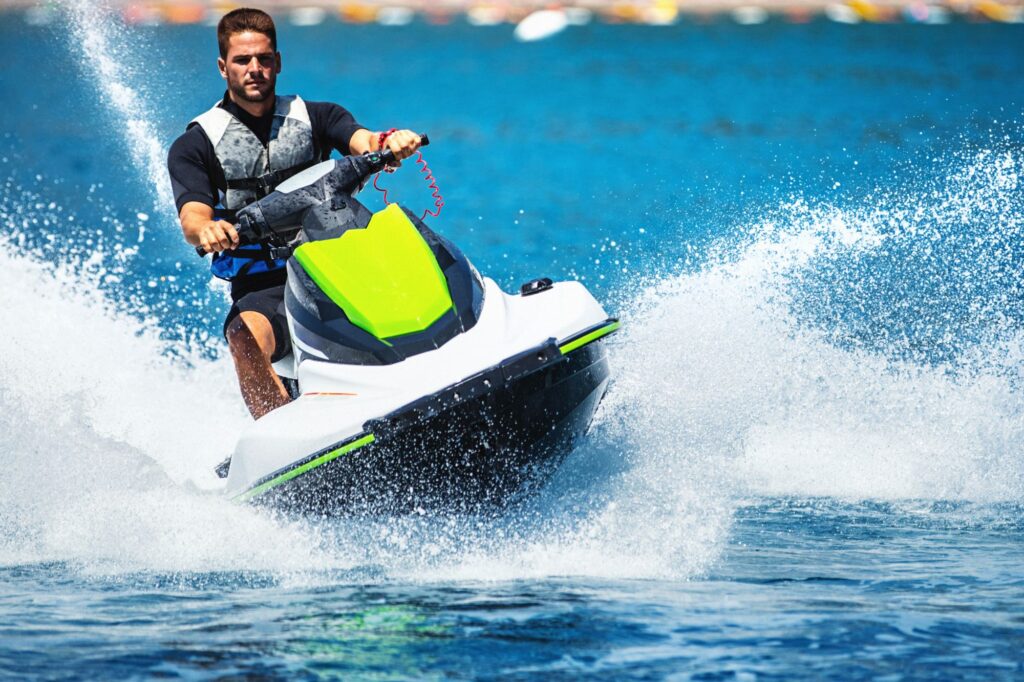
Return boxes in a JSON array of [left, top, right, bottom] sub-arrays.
[[225, 311, 291, 419]]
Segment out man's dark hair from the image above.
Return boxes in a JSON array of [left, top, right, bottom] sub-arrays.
[[217, 8, 277, 58]]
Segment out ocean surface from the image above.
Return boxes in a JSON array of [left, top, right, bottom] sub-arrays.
[[2, 4, 1024, 679]]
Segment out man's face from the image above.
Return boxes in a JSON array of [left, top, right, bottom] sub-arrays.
[[218, 31, 280, 103]]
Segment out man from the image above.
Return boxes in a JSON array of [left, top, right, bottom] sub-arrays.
[[167, 8, 421, 419]]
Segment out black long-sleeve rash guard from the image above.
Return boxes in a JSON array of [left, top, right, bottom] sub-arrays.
[[167, 93, 365, 214]]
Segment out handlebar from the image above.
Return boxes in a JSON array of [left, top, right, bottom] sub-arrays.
[[195, 133, 430, 257]]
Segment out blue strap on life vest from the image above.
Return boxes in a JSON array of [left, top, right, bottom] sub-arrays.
[[210, 246, 288, 281]]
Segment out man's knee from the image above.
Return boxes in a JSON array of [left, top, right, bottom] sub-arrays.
[[226, 312, 276, 361]]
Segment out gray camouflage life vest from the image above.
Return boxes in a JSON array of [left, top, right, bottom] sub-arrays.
[[188, 95, 323, 280], [189, 94, 321, 210]]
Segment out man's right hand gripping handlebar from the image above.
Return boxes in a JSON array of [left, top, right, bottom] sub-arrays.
[[195, 219, 240, 256]]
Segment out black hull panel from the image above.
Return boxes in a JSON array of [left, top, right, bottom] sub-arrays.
[[250, 340, 611, 515]]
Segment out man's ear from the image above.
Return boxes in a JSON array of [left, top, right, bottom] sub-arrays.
[[275, 52, 282, 74], [217, 57, 227, 80]]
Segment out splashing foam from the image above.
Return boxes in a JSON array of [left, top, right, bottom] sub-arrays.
[[0, 242, 340, 573], [604, 148, 1024, 503], [60, 0, 174, 220]]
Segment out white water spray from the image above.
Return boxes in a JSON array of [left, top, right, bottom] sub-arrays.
[[602, 149, 1024, 503], [0, 239, 342, 573], [60, 0, 174, 222]]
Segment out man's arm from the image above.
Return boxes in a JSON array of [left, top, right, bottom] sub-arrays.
[[168, 129, 238, 252], [306, 101, 421, 159], [348, 128, 376, 155], [179, 201, 239, 253]]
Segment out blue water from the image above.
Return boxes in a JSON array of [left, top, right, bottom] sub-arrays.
[[2, 5, 1024, 679]]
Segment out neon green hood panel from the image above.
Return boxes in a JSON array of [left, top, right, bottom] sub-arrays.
[[293, 204, 453, 340]]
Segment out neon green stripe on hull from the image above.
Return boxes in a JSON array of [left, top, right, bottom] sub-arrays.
[[559, 320, 621, 355], [234, 434, 376, 502]]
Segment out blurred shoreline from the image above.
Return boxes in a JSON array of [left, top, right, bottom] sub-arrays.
[[4, 0, 1024, 26]]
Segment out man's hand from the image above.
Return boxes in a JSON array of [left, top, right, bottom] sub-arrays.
[[348, 129, 423, 164], [382, 129, 422, 166], [179, 202, 240, 253], [196, 219, 240, 253]]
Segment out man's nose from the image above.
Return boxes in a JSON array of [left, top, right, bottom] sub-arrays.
[[247, 56, 261, 71]]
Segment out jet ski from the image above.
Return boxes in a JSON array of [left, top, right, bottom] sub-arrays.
[[212, 137, 619, 514]]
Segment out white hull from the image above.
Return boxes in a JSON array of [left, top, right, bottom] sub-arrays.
[[224, 278, 609, 500]]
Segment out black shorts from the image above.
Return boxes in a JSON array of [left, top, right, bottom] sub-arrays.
[[223, 270, 292, 363]]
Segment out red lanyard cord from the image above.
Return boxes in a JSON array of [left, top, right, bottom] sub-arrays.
[[373, 131, 445, 221]]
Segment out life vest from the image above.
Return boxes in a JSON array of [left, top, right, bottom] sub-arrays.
[[189, 95, 323, 280]]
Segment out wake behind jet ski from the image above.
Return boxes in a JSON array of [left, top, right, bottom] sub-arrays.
[[211, 139, 620, 514]]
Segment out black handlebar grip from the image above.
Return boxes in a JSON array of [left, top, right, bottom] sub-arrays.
[[195, 245, 208, 257]]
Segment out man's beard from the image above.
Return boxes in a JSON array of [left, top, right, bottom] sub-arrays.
[[228, 77, 272, 103]]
